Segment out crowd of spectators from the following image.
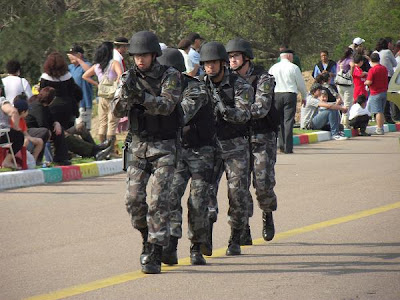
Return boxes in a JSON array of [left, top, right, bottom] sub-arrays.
[[1, 34, 399, 169], [301, 36, 399, 137]]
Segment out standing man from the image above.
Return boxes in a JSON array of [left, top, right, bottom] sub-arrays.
[[226, 38, 279, 245], [157, 48, 214, 266], [200, 41, 253, 256], [312, 50, 337, 85], [67, 45, 93, 129], [113, 37, 130, 72], [269, 50, 307, 154], [365, 53, 388, 135], [277, 44, 302, 71], [187, 32, 204, 76], [112, 31, 182, 274]]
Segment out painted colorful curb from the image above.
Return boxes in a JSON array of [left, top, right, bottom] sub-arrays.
[[0, 159, 123, 191], [294, 123, 400, 145], [1, 124, 399, 191]]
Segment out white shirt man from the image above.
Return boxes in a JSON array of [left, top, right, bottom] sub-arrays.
[[2, 76, 32, 103], [113, 37, 129, 72], [268, 51, 307, 153]]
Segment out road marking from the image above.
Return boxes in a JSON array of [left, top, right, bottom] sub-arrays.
[[24, 201, 400, 300]]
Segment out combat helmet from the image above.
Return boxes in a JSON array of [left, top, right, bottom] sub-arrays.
[[129, 31, 162, 57], [157, 48, 186, 72], [225, 38, 254, 59], [199, 42, 229, 63]]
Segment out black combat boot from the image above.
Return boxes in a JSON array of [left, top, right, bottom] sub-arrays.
[[201, 219, 213, 256], [190, 243, 206, 265], [240, 224, 253, 246], [139, 227, 151, 265], [141, 244, 162, 274], [226, 228, 241, 256], [162, 236, 178, 265], [262, 211, 275, 241]]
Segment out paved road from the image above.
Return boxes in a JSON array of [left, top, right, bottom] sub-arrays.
[[1, 133, 400, 300]]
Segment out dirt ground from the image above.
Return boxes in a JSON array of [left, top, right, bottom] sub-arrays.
[[90, 71, 314, 142]]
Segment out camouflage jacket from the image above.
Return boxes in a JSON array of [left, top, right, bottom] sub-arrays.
[[112, 62, 181, 118], [240, 63, 275, 120], [204, 67, 253, 125]]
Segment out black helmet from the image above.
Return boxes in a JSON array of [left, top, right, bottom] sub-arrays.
[[199, 41, 229, 63], [157, 48, 186, 72], [225, 38, 254, 59], [128, 31, 162, 57]]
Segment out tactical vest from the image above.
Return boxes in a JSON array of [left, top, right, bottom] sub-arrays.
[[207, 73, 249, 140], [129, 65, 180, 141], [248, 65, 279, 133], [316, 60, 336, 74], [181, 76, 215, 148]]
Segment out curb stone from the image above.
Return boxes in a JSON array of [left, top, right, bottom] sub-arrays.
[[0, 159, 123, 191], [1, 124, 399, 191]]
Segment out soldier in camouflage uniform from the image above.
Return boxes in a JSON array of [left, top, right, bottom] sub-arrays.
[[157, 48, 215, 266], [200, 41, 253, 256], [226, 38, 279, 245], [111, 31, 182, 274]]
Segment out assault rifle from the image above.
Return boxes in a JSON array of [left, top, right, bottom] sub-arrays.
[[208, 80, 226, 116]]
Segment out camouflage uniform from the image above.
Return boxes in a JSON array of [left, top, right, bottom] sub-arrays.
[[169, 77, 214, 244], [205, 67, 253, 230], [240, 64, 278, 216], [112, 62, 181, 247]]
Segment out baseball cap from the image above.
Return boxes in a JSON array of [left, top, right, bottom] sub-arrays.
[[187, 32, 204, 43], [68, 45, 84, 54], [353, 37, 365, 45]]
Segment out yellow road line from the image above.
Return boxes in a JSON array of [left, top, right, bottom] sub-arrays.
[[24, 201, 400, 300]]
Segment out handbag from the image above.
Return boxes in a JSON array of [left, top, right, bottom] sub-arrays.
[[98, 63, 118, 99], [334, 70, 353, 86]]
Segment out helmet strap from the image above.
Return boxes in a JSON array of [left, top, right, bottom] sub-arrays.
[[209, 61, 225, 80], [233, 54, 249, 72]]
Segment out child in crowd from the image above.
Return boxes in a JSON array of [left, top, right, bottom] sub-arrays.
[[349, 95, 371, 136], [352, 54, 368, 103], [12, 96, 44, 164]]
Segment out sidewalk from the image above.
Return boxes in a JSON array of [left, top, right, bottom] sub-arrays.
[[1, 123, 399, 191]]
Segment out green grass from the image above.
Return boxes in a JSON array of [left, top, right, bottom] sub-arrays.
[[293, 129, 320, 135]]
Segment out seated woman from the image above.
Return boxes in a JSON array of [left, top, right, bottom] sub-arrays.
[[25, 87, 71, 165], [0, 84, 24, 169], [40, 52, 83, 130]]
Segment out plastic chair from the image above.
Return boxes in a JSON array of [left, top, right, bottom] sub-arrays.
[[0, 128, 18, 169]]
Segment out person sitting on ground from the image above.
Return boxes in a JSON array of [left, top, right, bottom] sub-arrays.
[[1, 60, 33, 103], [64, 122, 113, 161], [300, 85, 348, 141], [349, 95, 371, 136], [0, 83, 24, 169], [25, 87, 71, 165], [315, 72, 342, 103], [12, 96, 45, 164]]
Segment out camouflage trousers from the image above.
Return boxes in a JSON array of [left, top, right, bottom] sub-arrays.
[[209, 136, 250, 230], [125, 137, 177, 246], [169, 146, 214, 243], [245, 131, 278, 218]]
